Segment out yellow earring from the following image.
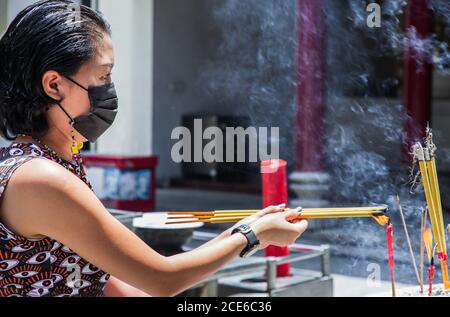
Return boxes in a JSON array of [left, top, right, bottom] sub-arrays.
[[71, 127, 81, 155]]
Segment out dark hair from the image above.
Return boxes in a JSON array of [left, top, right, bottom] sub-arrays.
[[0, 0, 111, 140]]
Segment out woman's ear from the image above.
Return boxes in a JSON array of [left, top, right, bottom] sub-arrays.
[[42, 70, 65, 101]]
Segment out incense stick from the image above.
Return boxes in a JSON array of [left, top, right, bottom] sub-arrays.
[[165, 207, 389, 225], [419, 207, 427, 294], [168, 206, 388, 215], [167, 211, 386, 219], [423, 228, 434, 296], [397, 196, 421, 289]]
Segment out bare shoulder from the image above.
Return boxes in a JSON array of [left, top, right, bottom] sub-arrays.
[[7, 157, 75, 188], [0, 157, 95, 238]]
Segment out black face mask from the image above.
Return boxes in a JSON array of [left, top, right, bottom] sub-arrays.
[[57, 77, 118, 143]]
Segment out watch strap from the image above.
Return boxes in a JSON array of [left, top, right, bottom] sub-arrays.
[[232, 225, 260, 257]]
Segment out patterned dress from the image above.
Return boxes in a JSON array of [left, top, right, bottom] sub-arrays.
[[0, 142, 110, 297]]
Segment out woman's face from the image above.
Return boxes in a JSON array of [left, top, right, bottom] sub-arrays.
[[42, 32, 115, 142]]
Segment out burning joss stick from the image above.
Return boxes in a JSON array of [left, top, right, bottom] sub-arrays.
[[423, 228, 434, 296], [429, 244, 438, 297], [397, 196, 421, 289], [419, 208, 427, 294], [386, 221, 395, 297]]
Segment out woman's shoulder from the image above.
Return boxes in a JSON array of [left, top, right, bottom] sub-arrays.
[[0, 154, 90, 239], [6, 156, 82, 194]]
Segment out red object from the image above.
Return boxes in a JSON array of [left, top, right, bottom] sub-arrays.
[[387, 224, 395, 269], [261, 160, 290, 277], [437, 252, 448, 262], [403, 0, 434, 159], [295, 0, 326, 172], [428, 262, 435, 296], [82, 154, 159, 212], [386, 223, 395, 291]]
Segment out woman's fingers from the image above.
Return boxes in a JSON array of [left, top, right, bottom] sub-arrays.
[[258, 203, 286, 216], [284, 219, 308, 245], [291, 219, 308, 234], [283, 208, 302, 222]]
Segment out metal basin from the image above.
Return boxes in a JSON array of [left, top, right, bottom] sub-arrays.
[[132, 212, 203, 254]]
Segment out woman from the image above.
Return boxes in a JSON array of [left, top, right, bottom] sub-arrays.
[[0, 0, 307, 297]]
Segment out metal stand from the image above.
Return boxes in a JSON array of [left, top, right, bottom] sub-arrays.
[[184, 231, 333, 297]]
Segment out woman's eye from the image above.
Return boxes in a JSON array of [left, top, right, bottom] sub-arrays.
[[100, 73, 112, 82]]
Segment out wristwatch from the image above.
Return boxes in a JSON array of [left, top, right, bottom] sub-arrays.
[[231, 224, 260, 258]]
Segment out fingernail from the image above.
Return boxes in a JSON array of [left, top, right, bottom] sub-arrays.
[[294, 206, 302, 213], [276, 203, 286, 208]]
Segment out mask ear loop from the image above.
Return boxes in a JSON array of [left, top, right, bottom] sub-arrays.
[[61, 77, 88, 157], [56, 103, 84, 156]]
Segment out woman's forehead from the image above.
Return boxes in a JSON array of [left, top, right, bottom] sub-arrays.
[[95, 34, 115, 67], [78, 37, 114, 73]]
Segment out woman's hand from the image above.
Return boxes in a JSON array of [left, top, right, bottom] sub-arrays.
[[250, 208, 307, 249], [229, 203, 288, 232]]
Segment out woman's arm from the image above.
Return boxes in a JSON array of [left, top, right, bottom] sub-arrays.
[[104, 276, 152, 297], [2, 158, 306, 296]]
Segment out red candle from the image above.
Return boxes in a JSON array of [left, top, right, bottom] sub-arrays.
[[386, 222, 396, 296], [261, 159, 290, 277]]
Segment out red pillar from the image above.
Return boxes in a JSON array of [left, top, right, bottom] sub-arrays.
[[403, 0, 434, 158], [261, 160, 290, 277], [296, 0, 326, 172]]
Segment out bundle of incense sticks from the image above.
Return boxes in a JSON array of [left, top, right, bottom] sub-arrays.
[[166, 205, 390, 226], [412, 128, 450, 289]]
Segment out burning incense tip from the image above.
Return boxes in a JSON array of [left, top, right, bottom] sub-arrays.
[[423, 228, 433, 264], [372, 215, 390, 226]]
